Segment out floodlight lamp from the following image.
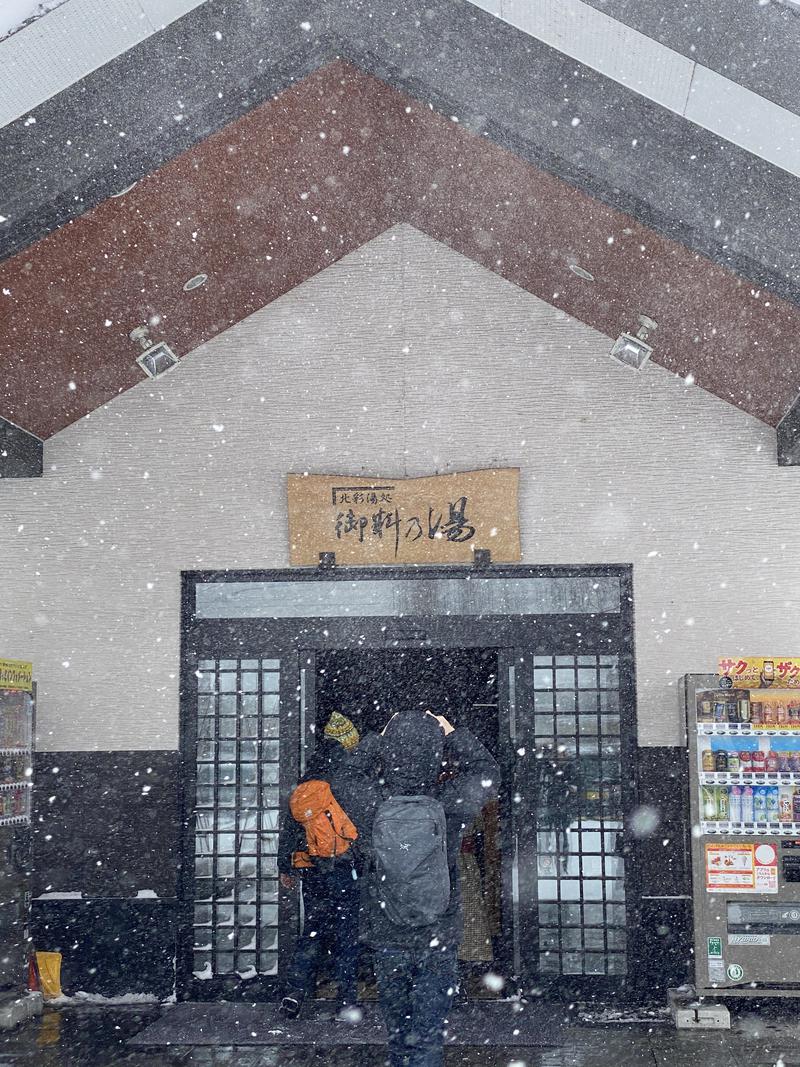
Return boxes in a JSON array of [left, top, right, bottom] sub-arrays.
[[136, 342, 179, 378], [610, 314, 658, 372], [129, 325, 179, 378]]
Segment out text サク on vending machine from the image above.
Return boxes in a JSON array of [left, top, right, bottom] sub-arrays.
[[685, 658, 800, 999]]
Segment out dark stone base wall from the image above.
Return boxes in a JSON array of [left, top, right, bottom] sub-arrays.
[[32, 746, 692, 1000], [31, 751, 181, 997], [629, 746, 693, 996]]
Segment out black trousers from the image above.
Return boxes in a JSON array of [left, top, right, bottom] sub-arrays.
[[284, 863, 360, 1005]]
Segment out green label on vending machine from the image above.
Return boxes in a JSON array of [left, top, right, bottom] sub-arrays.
[[707, 936, 723, 958]]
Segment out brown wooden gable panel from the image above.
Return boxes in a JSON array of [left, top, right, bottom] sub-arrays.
[[1, 60, 797, 439]]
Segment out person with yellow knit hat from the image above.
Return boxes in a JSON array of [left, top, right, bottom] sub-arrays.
[[324, 710, 360, 751], [278, 710, 363, 1021]]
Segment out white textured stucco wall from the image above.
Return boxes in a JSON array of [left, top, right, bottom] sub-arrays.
[[2, 225, 797, 751]]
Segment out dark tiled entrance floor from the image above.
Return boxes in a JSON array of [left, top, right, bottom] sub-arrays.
[[0, 1004, 798, 1066]]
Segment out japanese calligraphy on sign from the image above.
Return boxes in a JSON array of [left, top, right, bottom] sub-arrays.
[[0, 659, 32, 692], [719, 657, 800, 690], [287, 469, 521, 565]]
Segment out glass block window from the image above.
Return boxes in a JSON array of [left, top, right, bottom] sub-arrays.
[[192, 658, 281, 981], [531, 654, 626, 977]]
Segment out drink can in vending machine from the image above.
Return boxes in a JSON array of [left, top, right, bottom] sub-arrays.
[[716, 787, 730, 821], [740, 751, 752, 773]]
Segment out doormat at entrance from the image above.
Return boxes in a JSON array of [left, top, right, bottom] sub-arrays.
[[129, 1001, 561, 1047]]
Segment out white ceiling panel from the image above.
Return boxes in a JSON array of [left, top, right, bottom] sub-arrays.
[[0, 0, 207, 129]]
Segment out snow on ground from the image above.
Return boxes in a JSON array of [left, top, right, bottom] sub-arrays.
[[47, 992, 160, 1006], [0, 0, 69, 41]]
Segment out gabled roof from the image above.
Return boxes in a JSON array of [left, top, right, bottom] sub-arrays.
[[2, 0, 800, 458]]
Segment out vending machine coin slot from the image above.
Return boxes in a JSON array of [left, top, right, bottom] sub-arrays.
[[782, 856, 800, 882]]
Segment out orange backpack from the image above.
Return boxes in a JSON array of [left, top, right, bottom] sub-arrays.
[[289, 780, 358, 869]]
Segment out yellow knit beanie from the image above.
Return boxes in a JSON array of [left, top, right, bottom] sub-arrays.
[[324, 711, 360, 751]]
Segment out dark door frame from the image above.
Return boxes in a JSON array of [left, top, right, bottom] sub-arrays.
[[178, 564, 637, 1001]]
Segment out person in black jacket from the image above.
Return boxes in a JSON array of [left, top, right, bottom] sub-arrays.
[[358, 703, 499, 1067], [278, 712, 363, 1019]]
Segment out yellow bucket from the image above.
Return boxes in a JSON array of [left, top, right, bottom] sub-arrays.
[[35, 952, 62, 999]]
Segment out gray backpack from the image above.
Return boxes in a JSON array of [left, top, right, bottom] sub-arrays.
[[372, 795, 450, 927]]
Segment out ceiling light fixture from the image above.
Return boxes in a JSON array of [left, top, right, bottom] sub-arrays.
[[129, 326, 179, 378], [183, 273, 208, 292], [110, 182, 138, 198], [568, 263, 595, 282], [609, 314, 658, 371]]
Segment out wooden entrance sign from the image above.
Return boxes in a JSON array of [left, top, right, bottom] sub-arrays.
[[287, 469, 521, 566]]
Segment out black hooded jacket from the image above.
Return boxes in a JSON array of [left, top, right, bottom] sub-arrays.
[[355, 710, 500, 950]]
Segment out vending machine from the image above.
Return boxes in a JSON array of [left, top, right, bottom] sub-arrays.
[[685, 661, 800, 998], [0, 659, 34, 999]]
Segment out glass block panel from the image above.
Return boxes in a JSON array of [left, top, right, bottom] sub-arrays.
[[261, 741, 280, 762], [238, 881, 257, 903], [533, 691, 553, 712], [240, 764, 258, 785], [190, 652, 284, 988], [216, 953, 235, 974], [533, 669, 553, 690], [578, 690, 598, 713], [197, 695, 215, 716], [585, 953, 606, 974], [561, 928, 582, 950], [197, 672, 215, 694], [259, 952, 279, 975], [555, 669, 575, 690], [560, 904, 582, 925], [583, 928, 605, 950], [554, 691, 575, 714], [606, 904, 626, 926], [540, 928, 559, 949]]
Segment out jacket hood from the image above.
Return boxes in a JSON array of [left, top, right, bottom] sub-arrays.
[[382, 710, 444, 795]]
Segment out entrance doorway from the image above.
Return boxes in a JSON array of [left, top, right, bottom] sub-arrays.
[[179, 566, 636, 1001]]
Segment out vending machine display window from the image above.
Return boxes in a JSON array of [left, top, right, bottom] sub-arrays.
[[685, 675, 800, 997], [0, 687, 33, 827]]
